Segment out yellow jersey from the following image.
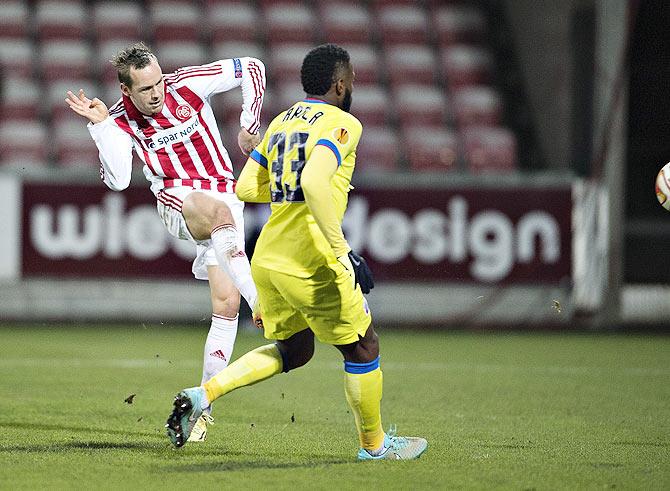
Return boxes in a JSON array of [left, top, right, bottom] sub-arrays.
[[248, 98, 362, 277]]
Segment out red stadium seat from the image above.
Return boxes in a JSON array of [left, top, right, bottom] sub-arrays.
[[40, 41, 94, 81], [53, 120, 101, 168], [155, 41, 209, 73], [0, 39, 34, 77], [267, 43, 312, 83], [214, 81, 246, 125], [441, 45, 494, 89], [150, 1, 202, 42], [0, 157, 49, 171], [356, 126, 400, 172], [35, 0, 87, 41], [320, 3, 372, 44], [103, 82, 123, 108], [461, 126, 517, 173], [215, 85, 274, 127], [393, 84, 449, 127], [0, 121, 49, 163], [402, 126, 458, 172], [275, 82, 304, 112], [48, 80, 100, 122], [452, 86, 502, 129], [1, 78, 40, 121], [214, 87, 274, 127], [98, 39, 137, 82], [369, 0, 425, 6], [264, 3, 316, 43], [209, 42, 268, 121], [93, 2, 142, 41], [351, 85, 391, 126], [377, 4, 429, 44], [208, 2, 258, 43], [433, 4, 487, 46], [344, 44, 381, 84], [385, 44, 437, 86], [0, 2, 29, 38], [222, 122, 249, 169], [212, 41, 266, 63]]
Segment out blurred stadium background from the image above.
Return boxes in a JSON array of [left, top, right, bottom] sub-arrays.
[[0, 0, 664, 329]]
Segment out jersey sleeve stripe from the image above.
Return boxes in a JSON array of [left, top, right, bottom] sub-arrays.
[[247, 61, 265, 134], [165, 67, 223, 85], [165, 64, 222, 78], [246, 66, 261, 133], [315, 139, 342, 166], [250, 149, 268, 168]]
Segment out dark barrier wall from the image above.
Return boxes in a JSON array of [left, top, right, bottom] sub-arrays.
[[627, 1, 670, 282], [21, 182, 572, 285]]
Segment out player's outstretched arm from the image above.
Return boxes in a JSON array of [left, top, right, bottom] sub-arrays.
[[66, 89, 133, 191], [65, 89, 109, 124]]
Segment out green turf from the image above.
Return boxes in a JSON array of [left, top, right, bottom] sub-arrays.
[[0, 324, 668, 490]]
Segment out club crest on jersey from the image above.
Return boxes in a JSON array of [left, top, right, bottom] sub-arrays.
[[233, 58, 243, 78], [175, 104, 193, 121], [333, 128, 349, 145]]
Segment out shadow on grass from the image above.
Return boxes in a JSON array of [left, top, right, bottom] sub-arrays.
[[162, 457, 352, 473], [0, 421, 163, 439], [612, 440, 669, 448], [0, 440, 266, 458], [0, 441, 158, 453]]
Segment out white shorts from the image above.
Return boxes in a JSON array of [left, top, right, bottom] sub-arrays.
[[156, 187, 245, 281]]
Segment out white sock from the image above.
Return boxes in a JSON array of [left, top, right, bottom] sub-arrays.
[[211, 225, 258, 310], [197, 387, 212, 411], [201, 314, 238, 386]]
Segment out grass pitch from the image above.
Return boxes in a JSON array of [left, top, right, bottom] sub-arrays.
[[0, 323, 668, 490]]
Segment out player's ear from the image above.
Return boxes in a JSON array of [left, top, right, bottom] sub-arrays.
[[120, 83, 131, 96], [334, 78, 345, 96]]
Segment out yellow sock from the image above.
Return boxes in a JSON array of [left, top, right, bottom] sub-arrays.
[[344, 357, 385, 450], [204, 344, 283, 402]]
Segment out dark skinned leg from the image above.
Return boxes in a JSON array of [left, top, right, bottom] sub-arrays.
[[334, 324, 379, 363], [275, 328, 315, 372]]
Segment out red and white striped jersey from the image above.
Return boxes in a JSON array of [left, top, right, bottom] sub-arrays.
[[88, 57, 265, 195]]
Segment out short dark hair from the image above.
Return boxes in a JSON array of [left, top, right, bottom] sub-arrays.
[[300, 44, 350, 96], [111, 42, 156, 88]]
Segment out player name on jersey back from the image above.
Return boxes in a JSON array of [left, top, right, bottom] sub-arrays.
[[281, 104, 325, 125], [143, 115, 201, 151]]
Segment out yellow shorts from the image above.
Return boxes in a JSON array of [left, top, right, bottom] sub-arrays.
[[251, 260, 372, 345]]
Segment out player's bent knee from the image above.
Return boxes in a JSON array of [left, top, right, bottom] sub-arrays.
[[359, 328, 379, 359], [284, 349, 314, 372], [276, 330, 315, 372], [212, 201, 234, 227], [182, 192, 234, 236], [278, 345, 314, 373], [211, 290, 241, 318], [336, 324, 379, 363]]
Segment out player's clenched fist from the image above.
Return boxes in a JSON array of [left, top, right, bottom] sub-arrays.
[[238, 128, 261, 156], [65, 89, 109, 124]]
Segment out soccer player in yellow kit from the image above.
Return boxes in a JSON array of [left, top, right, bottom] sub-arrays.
[[165, 44, 427, 460]]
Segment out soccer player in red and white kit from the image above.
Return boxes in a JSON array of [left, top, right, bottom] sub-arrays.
[[65, 42, 265, 442]]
